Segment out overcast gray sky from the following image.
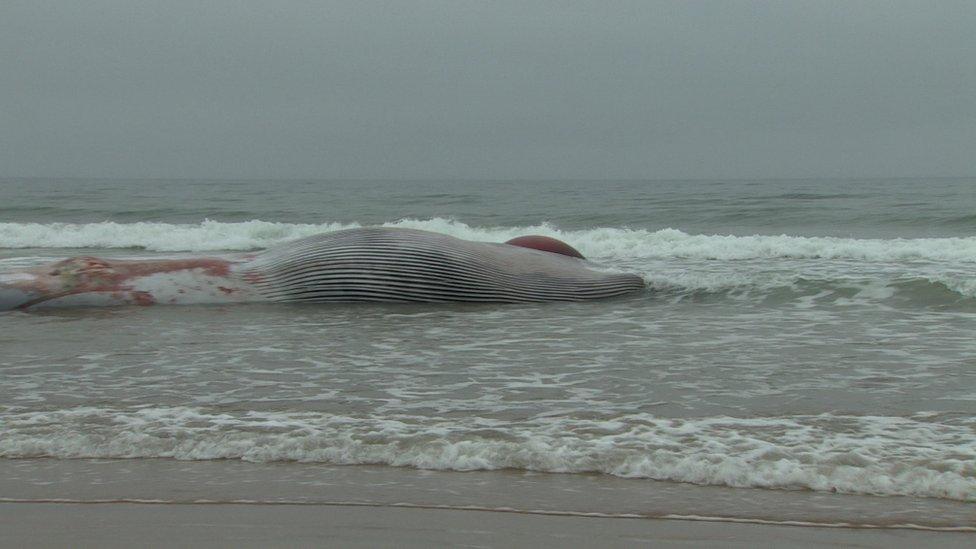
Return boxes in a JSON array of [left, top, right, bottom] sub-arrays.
[[1, 1, 974, 180]]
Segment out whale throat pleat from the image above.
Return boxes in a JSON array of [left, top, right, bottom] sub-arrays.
[[244, 228, 644, 303]]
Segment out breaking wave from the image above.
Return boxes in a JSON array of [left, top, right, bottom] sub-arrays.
[[1, 219, 975, 262], [1, 407, 973, 502]]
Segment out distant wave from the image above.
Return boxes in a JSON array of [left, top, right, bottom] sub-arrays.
[[1, 407, 973, 502], [1, 218, 975, 262]]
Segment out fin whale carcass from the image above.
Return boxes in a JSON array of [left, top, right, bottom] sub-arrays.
[[0, 228, 645, 310]]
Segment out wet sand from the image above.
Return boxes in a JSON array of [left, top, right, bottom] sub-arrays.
[[1, 502, 973, 549], [6, 459, 970, 547], [4, 459, 975, 530]]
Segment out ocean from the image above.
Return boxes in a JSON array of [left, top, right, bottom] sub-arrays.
[[0, 178, 974, 530]]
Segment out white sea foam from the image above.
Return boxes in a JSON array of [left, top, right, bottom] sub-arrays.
[[0, 220, 354, 252], [642, 272, 976, 300], [938, 276, 976, 299], [1, 408, 973, 502], [1, 219, 975, 262]]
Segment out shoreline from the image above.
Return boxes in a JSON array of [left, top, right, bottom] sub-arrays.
[[1, 498, 973, 534], [2, 502, 973, 548], [3, 459, 973, 532]]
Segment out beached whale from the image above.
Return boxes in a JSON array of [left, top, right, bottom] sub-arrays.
[[0, 228, 645, 310]]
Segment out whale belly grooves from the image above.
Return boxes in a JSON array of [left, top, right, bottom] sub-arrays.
[[243, 228, 645, 303]]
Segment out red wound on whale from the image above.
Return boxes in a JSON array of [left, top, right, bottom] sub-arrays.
[[504, 235, 585, 259]]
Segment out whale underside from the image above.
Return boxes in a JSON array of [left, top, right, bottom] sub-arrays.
[[245, 228, 645, 303], [0, 228, 645, 310]]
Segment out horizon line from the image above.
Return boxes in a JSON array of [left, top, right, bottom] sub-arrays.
[[2, 175, 974, 183]]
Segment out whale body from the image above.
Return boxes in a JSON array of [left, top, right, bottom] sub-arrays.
[[0, 228, 645, 310]]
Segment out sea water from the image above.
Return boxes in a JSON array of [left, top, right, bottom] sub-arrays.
[[0, 178, 974, 529]]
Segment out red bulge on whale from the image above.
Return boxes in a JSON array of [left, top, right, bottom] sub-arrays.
[[504, 235, 585, 259]]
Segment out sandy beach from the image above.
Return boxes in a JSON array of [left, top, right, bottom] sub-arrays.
[[1, 502, 973, 549]]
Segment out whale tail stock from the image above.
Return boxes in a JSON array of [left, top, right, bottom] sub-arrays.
[[0, 256, 244, 310]]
